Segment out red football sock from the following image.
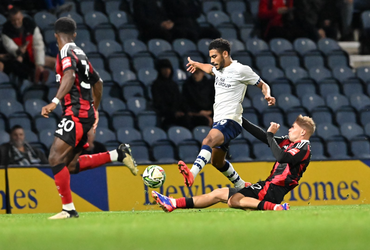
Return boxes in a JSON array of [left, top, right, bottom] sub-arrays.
[[54, 166, 72, 205], [263, 201, 276, 210], [175, 197, 186, 208], [78, 152, 111, 172]]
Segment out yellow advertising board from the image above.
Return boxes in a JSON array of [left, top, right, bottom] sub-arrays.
[[107, 160, 370, 211], [0, 167, 6, 214]]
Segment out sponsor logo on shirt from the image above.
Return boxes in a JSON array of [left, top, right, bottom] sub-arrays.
[[288, 148, 300, 156], [62, 57, 72, 70], [215, 76, 231, 88]]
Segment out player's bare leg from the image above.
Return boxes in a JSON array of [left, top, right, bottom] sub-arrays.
[[228, 193, 289, 211]]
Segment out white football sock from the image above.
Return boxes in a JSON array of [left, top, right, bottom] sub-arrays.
[[190, 145, 212, 179], [221, 161, 245, 189], [63, 202, 76, 211], [109, 149, 118, 162]]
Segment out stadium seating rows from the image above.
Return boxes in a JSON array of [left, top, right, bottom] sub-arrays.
[[1, 0, 370, 162]]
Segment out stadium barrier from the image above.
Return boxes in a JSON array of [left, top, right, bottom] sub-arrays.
[[1, 160, 370, 214]]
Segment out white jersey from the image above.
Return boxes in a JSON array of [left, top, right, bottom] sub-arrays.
[[212, 60, 260, 125]]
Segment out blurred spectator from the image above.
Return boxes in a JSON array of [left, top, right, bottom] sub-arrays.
[[258, 0, 322, 42], [0, 125, 48, 166], [162, 0, 220, 42], [43, 0, 73, 15], [318, 0, 341, 40], [1, 6, 55, 84], [80, 128, 107, 155], [133, 0, 218, 42], [151, 59, 191, 130], [182, 69, 214, 127]]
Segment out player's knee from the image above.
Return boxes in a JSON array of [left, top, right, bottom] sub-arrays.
[[227, 196, 239, 208], [48, 152, 59, 166]]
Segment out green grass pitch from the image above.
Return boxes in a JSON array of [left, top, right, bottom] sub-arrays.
[[1, 205, 370, 250]]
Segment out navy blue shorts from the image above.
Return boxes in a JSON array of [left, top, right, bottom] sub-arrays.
[[212, 119, 242, 151]]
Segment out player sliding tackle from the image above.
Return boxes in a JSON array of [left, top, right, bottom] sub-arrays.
[[154, 115, 316, 211], [178, 38, 275, 189]]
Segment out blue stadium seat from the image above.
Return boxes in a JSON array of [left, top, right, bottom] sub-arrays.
[[122, 81, 145, 101], [253, 141, 276, 161], [94, 26, 116, 43], [311, 107, 333, 125], [356, 66, 370, 83], [365, 124, 370, 137], [104, 140, 120, 152], [108, 10, 128, 29], [119, 25, 140, 43], [152, 140, 177, 163], [98, 40, 123, 57], [277, 94, 301, 112], [243, 107, 260, 127], [157, 51, 181, 70], [309, 66, 333, 83], [327, 52, 349, 70], [101, 97, 126, 115], [192, 126, 211, 144], [110, 62, 133, 83], [310, 137, 328, 160], [0, 71, 10, 84], [317, 38, 342, 55], [228, 139, 252, 161], [295, 81, 317, 99], [255, 52, 276, 70], [126, 97, 147, 116], [84, 11, 109, 29], [293, 38, 318, 56], [172, 39, 197, 56], [202, 0, 223, 13], [137, 68, 158, 86], [246, 38, 269, 57], [218, 23, 238, 39], [74, 27, 92, 44], [300, 94, 325, 112], [303, 54, 325, 70], [350, 136, 370, 159], [286, 107, 309, 126], [0, 129, 9, 144], [285, 66, 309, 85], [326, 136, 351, 160], [123, 38, 148, 57], [116, 127, 142, 143], [230, 11, 253, 28], [23, 129, 38, 143], [226, 0, 247, 15], [271, 81, 292, 97], [252, 95, 270, 114], [332, 66, 356, 83], [0, 85, 17, 101], [229, 39, 246, 54], [43, 28, 56, 44], [132, 54, 155, 72], [326, 93, 350, 113], [349, 93, 370, 112], [178, 141, 200, 163], [137, 111, 159, 131], [318, 80, 340, 98], [342, 80, 364, 98], [240, 24, 255, 42], [95, 128, 117, 143], [0, 99, 24, 117], [112, 110, 135, 130], [340, 123, 365, 140], [129, 141, 152, 164], [206, 11, 231, 27], [261, 66, 285, 83], [75, 40, 97, 54], [197, 38, 212, 58], [88, 54, 105, 71], [142, 127, 168, 146], [262, 108, 285, 128], [39, 129, 55, 149], [269, 38, 294, 56], [248, 0, 260, 17], [0, 115, 7, 131], [79, 0, 95, 13], [148, 39, 173, 57], [59, 12, 84, 25], [34, 11, 57, 30], [24, 99, 48, 118], [335, 106, 358, 125], [360, 109, 370, 126], [279, 54, 300, 69], [8, 112, 32, 130], [230, 51, 253, 66], [167, 126, 193, 146]]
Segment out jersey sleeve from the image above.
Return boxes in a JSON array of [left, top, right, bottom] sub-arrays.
[[239, 65, 261, 85], [88, 61, 101, 85], [60, 48, 77, 73]]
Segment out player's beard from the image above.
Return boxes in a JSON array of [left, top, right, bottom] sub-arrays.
[[217, 58, 225, 70]]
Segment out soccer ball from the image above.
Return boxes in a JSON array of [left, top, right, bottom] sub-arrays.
[[142, 165, 166, 188]]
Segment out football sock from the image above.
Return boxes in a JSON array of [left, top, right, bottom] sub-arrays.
[[174, 197, 194, 208], [62, 202, 76, 211], [52, 164, 72, 205], [77, 152, 111, 172], [109, 149, 119, 162], [190, 145, 212, 179], [218, 161, 245, 189], [257, 201, 276, 210]]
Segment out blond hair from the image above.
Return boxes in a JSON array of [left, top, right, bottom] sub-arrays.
[[295, 115, 316, 137]]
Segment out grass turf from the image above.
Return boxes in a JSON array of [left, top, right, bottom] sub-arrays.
[[1, 205, 369, 250]]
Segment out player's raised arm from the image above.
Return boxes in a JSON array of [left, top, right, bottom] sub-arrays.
[[41, 69, 75, 118], [256, 79, 275, 106], [186, 57, 213, 74]]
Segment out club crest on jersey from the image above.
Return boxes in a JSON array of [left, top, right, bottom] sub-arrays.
[[55, 74, 61, 82], [62, 57, 72, 70]]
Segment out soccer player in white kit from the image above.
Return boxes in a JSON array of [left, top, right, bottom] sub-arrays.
[[178, 38, 276, 189]]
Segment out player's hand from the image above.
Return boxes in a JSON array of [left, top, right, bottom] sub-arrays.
[[186, 57, 197, 73], [92, 110, 99, 133], [267, 122, 280, 134], [265, 96, 276, 106], [41, 103, 57, 118]]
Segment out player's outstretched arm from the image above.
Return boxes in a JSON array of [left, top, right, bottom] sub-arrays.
[[257, 80, 275, 106], [186, 57, 213, 74], [92, 79, 103, 132], [242, 117, 268, 144], [41, 69, 75, 118]]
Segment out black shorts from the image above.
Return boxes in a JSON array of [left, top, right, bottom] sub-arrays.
[[228, 181, 288, 204], [54, 115, 95, 149]]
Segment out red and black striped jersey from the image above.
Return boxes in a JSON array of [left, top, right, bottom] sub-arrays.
[[55, 42, 100, 118], [265, 135, 311, 190]]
